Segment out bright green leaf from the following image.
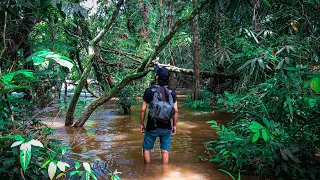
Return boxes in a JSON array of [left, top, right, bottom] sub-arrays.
[[20, 142, 32, 172], [310, 77, 320, 93], [252, 132, 260, 142], [261, 129, 268, 141], [251, 121, 264, 129]]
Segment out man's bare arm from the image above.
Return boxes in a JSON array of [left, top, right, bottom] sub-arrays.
[[172, 101, 178, 134], [140, 100, 147, 133]]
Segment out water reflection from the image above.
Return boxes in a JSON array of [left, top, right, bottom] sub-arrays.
[[40, 103, 234, 180]]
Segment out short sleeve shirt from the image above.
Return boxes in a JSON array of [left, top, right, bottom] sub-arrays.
[[143, 85, 177, 130]]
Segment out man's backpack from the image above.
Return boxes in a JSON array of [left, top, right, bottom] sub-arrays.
[[149, 85, 175, 127]]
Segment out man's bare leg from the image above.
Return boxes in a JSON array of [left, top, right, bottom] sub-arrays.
[[161, 150, 169, 165], [143, 150, 151, 163]]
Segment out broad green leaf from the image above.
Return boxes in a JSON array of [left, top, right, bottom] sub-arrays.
[[26, 50, 53, 64], [11, 140, 24, 148], [0, 70, 34, 85], [46, 54, 73, 71], [48, 162, 57, 180], [251, 121, 264, 129], [1, 134, 25, 141], [20, 142, 32, 172], [249, 125, 260, 132], [252, 132, 260, 142], [310, 77, 320, 93], [29, 139, 44, 148], [261, 129, 268, 141], [309, 98, 317, 108], [1, 73, 15, 85], [83, 162, 91, 173]]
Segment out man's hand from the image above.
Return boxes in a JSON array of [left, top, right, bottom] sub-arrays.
[[140, 124, 145, 133], [172, 125, 176, 134]]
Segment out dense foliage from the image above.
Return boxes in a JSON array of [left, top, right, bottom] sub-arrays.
[[1, 0, 320, 179], [202, 0, 320, 179], [206, 67, 320, 179]]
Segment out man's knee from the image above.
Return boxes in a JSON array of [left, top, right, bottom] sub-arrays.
[[143, 150, 151, 164], [161, 150, 169, 155]]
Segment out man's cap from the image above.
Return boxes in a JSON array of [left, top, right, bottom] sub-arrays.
[[156, 67, 169, 80]]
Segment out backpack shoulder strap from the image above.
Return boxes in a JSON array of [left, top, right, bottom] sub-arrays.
[[152, 86, 159, 103], [163, 86, 174, 105]]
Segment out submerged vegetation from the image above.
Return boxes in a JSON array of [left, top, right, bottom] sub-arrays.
[[0, 0, 319, 179]]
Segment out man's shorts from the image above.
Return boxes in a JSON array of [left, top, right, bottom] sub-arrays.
[[143, 128, 172, 151]]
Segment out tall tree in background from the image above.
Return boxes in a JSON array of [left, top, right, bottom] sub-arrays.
[[192, 0, 200, 100]]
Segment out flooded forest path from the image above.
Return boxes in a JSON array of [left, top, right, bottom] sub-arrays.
[[40, 90, 234, 180]]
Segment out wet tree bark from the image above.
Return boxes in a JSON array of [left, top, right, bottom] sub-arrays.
[[73, 0, 209, 127], [192, 0, 200, 100], [65, 0, 124, 126]]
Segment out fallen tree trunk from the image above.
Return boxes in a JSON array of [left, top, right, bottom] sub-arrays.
[[155, 63, 239, 79]]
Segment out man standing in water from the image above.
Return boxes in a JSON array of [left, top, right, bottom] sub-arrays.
[[140, 66, 178, 165]]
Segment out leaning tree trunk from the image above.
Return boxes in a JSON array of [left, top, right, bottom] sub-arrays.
[[192, 0, 200, 100], [65, 0, 124, 126], [73, 0, 210, 127]]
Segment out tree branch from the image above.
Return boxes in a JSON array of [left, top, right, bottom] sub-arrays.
[[91, 0, 124, 45], [98, 45, 143, 64]]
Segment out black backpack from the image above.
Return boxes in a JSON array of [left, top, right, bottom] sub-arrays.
[[149, 85, 175, 127]]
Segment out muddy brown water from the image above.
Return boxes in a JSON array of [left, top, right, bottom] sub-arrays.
[[40, 100, 235, 180]]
